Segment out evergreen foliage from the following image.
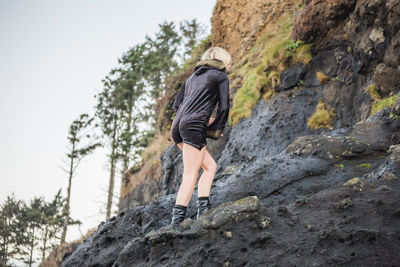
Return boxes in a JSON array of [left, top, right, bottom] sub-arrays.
[[0, 191, 71, 266]]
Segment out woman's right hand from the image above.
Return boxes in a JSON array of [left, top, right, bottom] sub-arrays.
[[208, 117, 215, 125]]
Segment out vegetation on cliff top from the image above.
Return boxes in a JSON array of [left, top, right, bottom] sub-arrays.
[[229, 12, 312, 126]]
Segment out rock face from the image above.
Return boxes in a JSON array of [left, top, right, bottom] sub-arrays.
[[62, 146, 400, 266], [292, 0, 357, 43], [61, 0, 400, 266], [211, 0, 299, 61]]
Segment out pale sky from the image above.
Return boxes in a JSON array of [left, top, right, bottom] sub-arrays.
[[0, 0, 215, 253]]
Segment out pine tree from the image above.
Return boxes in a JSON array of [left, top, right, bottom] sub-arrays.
[[95, 75, 126, 220], [93, 19, 208, 218], [142, 20, 182, 99], [18, 196, 43, 266], [39, 189, 72, 262], [0, 193, 25, 266], [59, 113, 102, 243], [113, 44, 156, 208], [179, 18, 206, 63]]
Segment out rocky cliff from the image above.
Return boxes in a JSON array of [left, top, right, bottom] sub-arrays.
[[61, 0, 400, 266]]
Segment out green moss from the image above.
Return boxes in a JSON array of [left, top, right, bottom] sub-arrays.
[[229, 13, 312, 126], [287, 40, 304, 50], [307, 100, 336, 130], [364, 83, 381, 101], [390, 113, 400, 119], [333, 76, 345, 83], [292, 43, 312, 63], [358, 163, 371, 168], [229, 72, 263, 125], [370, 94, 398, 115]]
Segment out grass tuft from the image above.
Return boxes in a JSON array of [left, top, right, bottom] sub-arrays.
[[316, 71, 330, 84], [307, 99, 336, 130]]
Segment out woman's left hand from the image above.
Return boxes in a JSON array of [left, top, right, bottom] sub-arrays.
[[206, 129, 223, 140]]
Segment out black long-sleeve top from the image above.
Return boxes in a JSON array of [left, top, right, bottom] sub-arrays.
[[172, 64, 230, 133]]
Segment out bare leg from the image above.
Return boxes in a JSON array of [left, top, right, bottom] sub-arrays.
[[176, 143, 217, 199], [197, 148, 217, 197], [176, 142, 183, 150], [175, 142, 206, 206]]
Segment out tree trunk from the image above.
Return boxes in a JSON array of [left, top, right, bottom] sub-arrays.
[[118, 99, 133, 210], [41, 227, 48, 262], [1, 236, 8, 266], [106, 115, 119, 220], [61, 142, 75, 244], [28, 227, 35, 267], [106, 153, 116, 220]]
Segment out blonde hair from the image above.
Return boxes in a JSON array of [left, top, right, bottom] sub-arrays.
[[201, 47, 232, 70]]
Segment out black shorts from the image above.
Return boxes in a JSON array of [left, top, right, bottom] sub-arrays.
[[171, 114, 207, 151]]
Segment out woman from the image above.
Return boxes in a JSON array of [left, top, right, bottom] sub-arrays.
[[170, 46, 232, 227]]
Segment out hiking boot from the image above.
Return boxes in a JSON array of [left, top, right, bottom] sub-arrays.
[[170, 204, 187, 226], [196, 197, 211, 220]]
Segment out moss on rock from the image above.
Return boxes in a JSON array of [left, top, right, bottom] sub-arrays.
[[371, 93, 398, 115], [364, 83, 381, 101], [229, 13, 312, 126]]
